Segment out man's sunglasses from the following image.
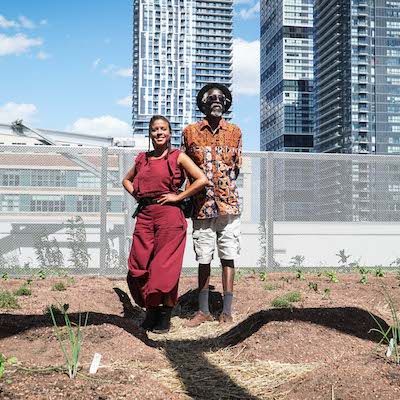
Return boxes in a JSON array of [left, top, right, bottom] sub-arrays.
[[205, 94, 226, 104]]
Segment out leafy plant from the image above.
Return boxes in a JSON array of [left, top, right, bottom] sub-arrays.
[[322, 288, 331, 300], [49, 303, 89, 378], [271, 291, 301, 308], [369, 290, 400, 364], [259, 271, 268, 281], [358, 266, 370, 284], [290, 255, 305, 269], [66, 216, 91, 270], [0, 353, 5, 378], [52, 282, 67, 292], [325, 271, 339, 283], [234, 270, 243, 282], [295, 269, 305, 281], [308, 282, 318, 292], [1, 273, 8, 281], [13, 284, 31, 297], [37, 269, 47, 280], [264, 283, 277, 291], [374, 266, 385, 278], [0, 291, 19, 309]]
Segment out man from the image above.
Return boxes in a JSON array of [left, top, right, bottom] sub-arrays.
[[182, 83, 242, 326]]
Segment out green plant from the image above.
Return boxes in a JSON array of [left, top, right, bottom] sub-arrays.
[[49, 303, 89, 378], [0, 291, 19, 309], [290, 255, 305, 269], [369, 290, 400, 364], [0, 353, 5, 378], [358, 266, 370, 284], [13, 284, 31, 296], [234, 270, 243, 282], [325, 271, 339, 283], [37, 269, 47, 280], [52, 282, 67, 291], [308, 282, 318, 292], [1, 273, 9, 281], [322, 288, 331, 300], [66, 216, 91, 269], [264, 283, 277, 291], [374, 266, 385, 278], [295, 269, 305, 280], [259, 271, 268, 282], [271, 291, 301, 308], [44, 303, 69, 317]]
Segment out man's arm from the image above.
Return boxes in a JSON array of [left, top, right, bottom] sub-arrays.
[[235, 127, 242, 179]]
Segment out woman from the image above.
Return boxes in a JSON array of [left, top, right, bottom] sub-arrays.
[[122, 115, 208, 333]]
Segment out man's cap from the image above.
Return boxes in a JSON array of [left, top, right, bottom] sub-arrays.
[[196, 83, 232, 113]]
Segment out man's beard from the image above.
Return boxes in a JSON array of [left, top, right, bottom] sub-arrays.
[[209, 105, 224, 117]]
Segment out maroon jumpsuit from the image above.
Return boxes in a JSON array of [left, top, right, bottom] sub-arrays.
[[127, 149, 187, 308]]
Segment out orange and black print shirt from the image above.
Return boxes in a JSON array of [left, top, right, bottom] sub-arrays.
[[182, 118, 242, 219]]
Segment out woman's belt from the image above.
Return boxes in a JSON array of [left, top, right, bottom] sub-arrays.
[[132, 197, 159, 218]]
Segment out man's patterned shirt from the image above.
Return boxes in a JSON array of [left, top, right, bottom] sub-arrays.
[[182, 118, 242, 219]]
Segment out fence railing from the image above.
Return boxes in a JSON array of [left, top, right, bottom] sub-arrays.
[[1, 145, 400, 276]]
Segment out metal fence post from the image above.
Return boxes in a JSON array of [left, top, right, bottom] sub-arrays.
[[99, 147, 108, 273], [266, 152, 274, 271]]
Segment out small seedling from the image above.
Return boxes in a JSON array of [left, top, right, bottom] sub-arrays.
[[369, 290, 400, 364], [325, 271, 339, 283], [0, 291, 20, 309], [49, 303, 89, 379], [295, 269, 305, 281], [358, 266, 370, 284], [234, 270, 243, 282], [322, 288, 331, 300], [271, 291, 301, 308], [13, 284, 32, 296], [52, 282, 67, 291], [1, 273, 9, 281], [259, 271, 268, 281], [374, 267, 385, 278], [37, 269, 47, 280], [308, 282, 318, 292], [264, 283, 276, 291], [0, 353, 5, 378]]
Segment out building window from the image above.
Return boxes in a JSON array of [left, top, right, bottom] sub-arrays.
[[77, 195, 100, 212], [31, 170, 66, 187], [1, 172, 20, 186], [30, 195, 66, 212], [77, 172, 101, 188], [1, 195, 19, 212]]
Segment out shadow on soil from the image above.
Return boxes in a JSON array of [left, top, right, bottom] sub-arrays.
[[0, 288, 390, 400]]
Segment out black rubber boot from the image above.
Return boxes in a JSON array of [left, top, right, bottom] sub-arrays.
[[152, 306, 173, 334], [140, 307, 160, 331]]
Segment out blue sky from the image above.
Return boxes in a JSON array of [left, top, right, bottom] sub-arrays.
[[0, 0, 260, 150]]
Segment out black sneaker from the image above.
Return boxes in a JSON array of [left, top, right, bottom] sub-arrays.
[[152, 306, 173, 334]]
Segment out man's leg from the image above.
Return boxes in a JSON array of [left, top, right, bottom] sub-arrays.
[[221, 259, 234, 322], [186, 220, 215, 327]]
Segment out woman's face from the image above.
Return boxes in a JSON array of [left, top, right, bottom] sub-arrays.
[[150, 119, 171, 148]]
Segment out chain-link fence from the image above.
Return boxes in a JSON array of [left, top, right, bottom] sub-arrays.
[[1, 145, 400, 276]]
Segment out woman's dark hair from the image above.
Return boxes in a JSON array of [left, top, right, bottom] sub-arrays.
[[148, 115, 172, 151]]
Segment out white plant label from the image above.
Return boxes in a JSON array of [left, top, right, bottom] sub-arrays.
[[89, 352, 102, 374], [386, 338, 394, 358]]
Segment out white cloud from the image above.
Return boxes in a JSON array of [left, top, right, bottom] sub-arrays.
[[101, 64, 132, 78], [117, 96, 132, 107], [92, 58, 101, 68], [0, 33, 42, 56], [232, 38, 260, 96], [37, 50, 50, 60], [18, 16, 35, 29], [237, 1, 260, 20], [0, 15, 18, 28], [115, 68, 132, 77], [0, 102, 38, 124], [68, 115, 131, 137]]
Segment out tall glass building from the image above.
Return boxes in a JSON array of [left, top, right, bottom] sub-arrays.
[[132, 0, 233, 147], [260, 0, 314, 152], [314, 0, 400, 154]]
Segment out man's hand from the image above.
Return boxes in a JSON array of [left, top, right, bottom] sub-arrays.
[[158, 193, 181, 205]]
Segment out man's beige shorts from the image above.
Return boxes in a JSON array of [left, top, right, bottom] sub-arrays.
[[192, 215, 241, 264]]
